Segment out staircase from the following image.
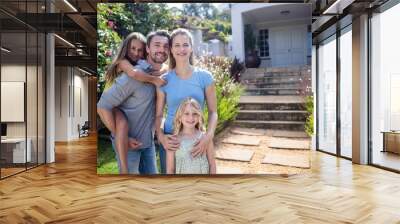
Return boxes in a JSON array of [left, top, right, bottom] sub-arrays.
[[234, 66, 311, 131]]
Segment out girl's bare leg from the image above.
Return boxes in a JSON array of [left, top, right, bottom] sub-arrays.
[[114, 108, 129, 174], [206, 141, 216, 174], [166, 149, 176, 174]]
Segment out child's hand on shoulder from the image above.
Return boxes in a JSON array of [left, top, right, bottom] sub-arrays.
[[151, 76, 166, 87]]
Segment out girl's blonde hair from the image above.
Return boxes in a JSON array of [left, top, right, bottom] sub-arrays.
[[104, 32, 146, 84], [173, 98, 205, 135], [169, 28, 195, 69]]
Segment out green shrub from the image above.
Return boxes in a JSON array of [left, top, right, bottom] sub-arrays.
[[305, 95, 314, 137], [196, 56, 244, 134]]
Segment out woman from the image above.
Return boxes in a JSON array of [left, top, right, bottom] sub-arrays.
[[155, 28, 218, 174], [103, 32, 166, 174]]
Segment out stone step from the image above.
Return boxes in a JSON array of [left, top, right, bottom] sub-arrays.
[[246, 82, 301, 89], [244, 87, 301, 96], [239, 95, 305, 103], [239, 102, 305, 111], [243, 74, 302, 83], [237, 110, 307, 122], [245, 66, 310, 73], [233, 120, 305, 131]]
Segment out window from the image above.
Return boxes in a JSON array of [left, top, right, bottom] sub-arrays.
[[340, 26, 352, 158], [317, 35, 337, 155], [258, 29, 269, 57], [371, 2, 400, 171]]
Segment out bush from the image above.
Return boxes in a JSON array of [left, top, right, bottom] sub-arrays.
[[196, 56, 244, 134], [305, 95, 314, 137]]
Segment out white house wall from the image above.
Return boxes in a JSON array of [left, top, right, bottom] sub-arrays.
[[231, 3, 311, 67], [231, 3, 293, 61]]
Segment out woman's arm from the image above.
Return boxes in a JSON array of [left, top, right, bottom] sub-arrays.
[[155, 88, 180, 151], [118, 59, 166, 87], [155, 88, 166, 143], [192, 84, 218, 157], [204, 84, 218, 137]]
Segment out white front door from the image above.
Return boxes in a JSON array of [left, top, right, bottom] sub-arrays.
[[273, 29, 291, 67], [270, 25, 307, 67]]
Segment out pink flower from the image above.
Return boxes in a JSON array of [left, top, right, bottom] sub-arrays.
[[105, 50, 112, 57], [107, 20, 114, 29]]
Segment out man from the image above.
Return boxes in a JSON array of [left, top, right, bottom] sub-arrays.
[[97, 30, 170, 174]]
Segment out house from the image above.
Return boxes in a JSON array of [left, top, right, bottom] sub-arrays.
[[188, 27, 229, 57], [231, 3, 311, 67]]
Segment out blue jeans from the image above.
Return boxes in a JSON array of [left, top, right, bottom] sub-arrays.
[[158, 143, 167, 174], [111, 136, 158, 174]]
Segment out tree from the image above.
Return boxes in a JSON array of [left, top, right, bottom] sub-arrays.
[[217, 9, 231, 22], [183, 3, 201, 17], [199, 3, 217, 20]]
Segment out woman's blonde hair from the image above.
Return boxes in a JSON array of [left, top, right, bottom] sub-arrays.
[[169, 28, 194, 69], [173, 98, 205, 135], [104, 32, 146, 84]]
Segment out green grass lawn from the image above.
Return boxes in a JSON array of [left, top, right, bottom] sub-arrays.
[[97, 138, 118, 174], [97, 137, 162, 174]]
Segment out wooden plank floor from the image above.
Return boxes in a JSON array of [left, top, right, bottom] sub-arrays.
[[1, 135, 400, 223]]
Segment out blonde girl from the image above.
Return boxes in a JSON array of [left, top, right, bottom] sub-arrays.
[[166, 98, 216, 174]]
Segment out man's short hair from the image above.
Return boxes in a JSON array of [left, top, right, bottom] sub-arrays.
[[146, 30, 170, 46]]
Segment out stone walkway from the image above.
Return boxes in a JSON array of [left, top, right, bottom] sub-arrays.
[[215, 127, 311, 174]]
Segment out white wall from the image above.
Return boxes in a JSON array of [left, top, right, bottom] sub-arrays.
[[72, 71, 89, 138], [55, 66, 68, 141], [54, 67, 89, 141]]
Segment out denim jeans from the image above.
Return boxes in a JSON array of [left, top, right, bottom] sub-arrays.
[[111, 136, 158, 174], [158, 143, 167, 174]]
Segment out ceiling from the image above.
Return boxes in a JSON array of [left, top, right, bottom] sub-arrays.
[[242, 3, 311, 24], [0, 0, 100, 74]]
